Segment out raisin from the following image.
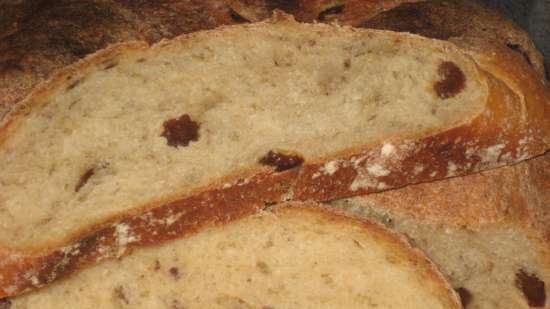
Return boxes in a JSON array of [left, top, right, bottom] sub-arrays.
[[434, 61, 466, 99], [515, 269, 546, 307], [259, 150, 304, 172], [75, 168, 95, 192], [455, 287, 472, 308], [169, 267, 182, 280], [0, 299, 10, 309], [161, 114, 200, 148]]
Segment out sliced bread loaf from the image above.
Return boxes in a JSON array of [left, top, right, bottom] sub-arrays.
[[330, 154, 550, 309], [0, 14, 548, 297], [6, 203, 461, 309]]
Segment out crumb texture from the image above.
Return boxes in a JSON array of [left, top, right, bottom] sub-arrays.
[[0, 22, 485, 247], [10, 206, 459, 309], [332, 195, 550, 309]]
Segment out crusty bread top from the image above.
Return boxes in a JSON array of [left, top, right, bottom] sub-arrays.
[[8, 203, 461, 309], [0, 0, 420, 120], [0, 17, 489, 247], [0, 0, 242, 119], [361, 0, 547, 82]]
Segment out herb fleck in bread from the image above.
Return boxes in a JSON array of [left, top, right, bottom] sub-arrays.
[[0, 15, 548, 297], [331, 154, 550, 309], [8, 203, 462, 309]]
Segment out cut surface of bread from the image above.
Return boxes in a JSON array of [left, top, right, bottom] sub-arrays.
[[8, 203, 461, 309], [0, 15, 539, 247], [0, 15, 548, 298], [330, 154, 550, 309], [0, 19, 487, 247]]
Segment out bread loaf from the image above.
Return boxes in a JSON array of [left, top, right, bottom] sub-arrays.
[[0, 15, 548, 297], [7, 203, 461, 309], [330, 154, 550, 309]]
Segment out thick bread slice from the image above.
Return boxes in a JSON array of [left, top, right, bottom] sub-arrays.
[[0, 15, 549, 297], [330, 154, 550, 309], [6, 203, 462, 309]]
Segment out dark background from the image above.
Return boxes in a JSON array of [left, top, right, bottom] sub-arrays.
[[481, 0, 550, 69]]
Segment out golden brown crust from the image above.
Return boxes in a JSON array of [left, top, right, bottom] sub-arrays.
[[0, 170, 297, 297], [357, 154, 549, 228], [295, 68, 548, 200], [0, 18, 548, 298]]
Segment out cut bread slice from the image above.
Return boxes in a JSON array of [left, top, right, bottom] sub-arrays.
[[330, 154, 550, 309], [0, 15, 548, 297], [6, 203, 462, 309]]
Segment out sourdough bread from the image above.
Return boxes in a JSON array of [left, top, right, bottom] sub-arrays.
[[7, 203, 461, 309], [0, 15, 548, 298], [330, 154, 550, 309]]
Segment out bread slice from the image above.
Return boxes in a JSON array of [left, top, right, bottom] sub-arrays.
[[0, 14, 548, 297], [330, 154, 550, 309], [5, 203, 461, 309]]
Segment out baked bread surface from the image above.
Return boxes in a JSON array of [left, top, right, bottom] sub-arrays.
[[9, 203, 461, 309]]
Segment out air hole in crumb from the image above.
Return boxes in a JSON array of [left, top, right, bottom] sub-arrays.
[[344, 58, 351, 69], [515, 269, 546, 307], [259, 150, 304, 172], [263, 201, 276, 209], [455, 287, 472, 308], [506, 43, 533, 66], [161, 114, 200, 148], [0, 299, 11, 309], [102, 61, 118, 70], [66, 77, 83, 90], [154, 260, 161, 271], [114, 286, 129, 305], [172, 299, 185, 309], [434, 61, 465, 99], [136, 58, 146, 63], [68, 99, 81, 110], [256, 261, 272, 275], [75, 168, 95, 192], [318, 4, 344, 21], [229, 8, 249, 23]]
